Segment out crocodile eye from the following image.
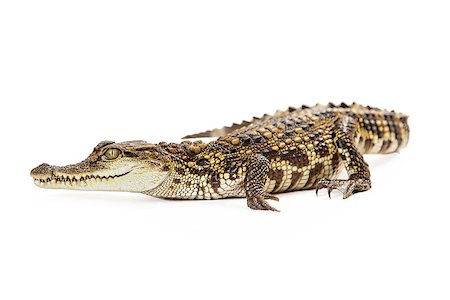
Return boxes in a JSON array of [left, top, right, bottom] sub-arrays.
[[104, 148, 121, 160]]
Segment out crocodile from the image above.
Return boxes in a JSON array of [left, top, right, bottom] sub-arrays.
[[30, 103, 409, 211]]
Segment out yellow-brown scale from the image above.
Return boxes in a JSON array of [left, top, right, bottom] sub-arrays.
[[31, 103, 409, 211], [146, 103, 409, 210]]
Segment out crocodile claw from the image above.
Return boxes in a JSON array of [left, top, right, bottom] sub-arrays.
[[247, 193, 280, 212], [315, 178, 371, 199]]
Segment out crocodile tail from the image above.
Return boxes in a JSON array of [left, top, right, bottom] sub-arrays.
[[182, 106, 306, 139], [346, 103, 410, 154], [182, 115, 271, 139]]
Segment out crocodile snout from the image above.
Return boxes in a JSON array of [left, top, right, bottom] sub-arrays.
[[30, 163, 53, 177]]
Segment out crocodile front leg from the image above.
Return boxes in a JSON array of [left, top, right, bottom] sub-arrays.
[[316, 116, 371, 198], [244, 154, 280, 211]]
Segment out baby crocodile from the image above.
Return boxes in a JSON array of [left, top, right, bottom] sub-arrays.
[[31, 103, 409, 211]]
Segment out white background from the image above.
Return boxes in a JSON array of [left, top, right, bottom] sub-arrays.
[[1, 1, 449, 299]]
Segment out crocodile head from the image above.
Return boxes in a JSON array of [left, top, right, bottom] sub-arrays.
[[30, 140, 171, 193]]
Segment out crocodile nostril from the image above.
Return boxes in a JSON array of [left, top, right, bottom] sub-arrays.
[[30, 163, 52, 176]]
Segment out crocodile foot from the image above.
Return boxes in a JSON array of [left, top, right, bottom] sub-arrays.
[[315, 178, 371, 199], [247, 192, 280, 211]]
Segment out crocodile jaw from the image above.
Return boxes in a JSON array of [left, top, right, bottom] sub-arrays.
[[32, 169, 130, 191], [31, 163, 169, 192]]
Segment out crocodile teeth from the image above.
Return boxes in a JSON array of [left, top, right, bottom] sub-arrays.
[[33, 171, 130, 187]]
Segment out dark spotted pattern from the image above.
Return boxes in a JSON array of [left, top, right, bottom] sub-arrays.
[[149, 103, 409, 209], [32, 102, 410, 212]]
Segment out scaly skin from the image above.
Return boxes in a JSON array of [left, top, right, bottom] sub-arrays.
[[30, 103, 409, 211]]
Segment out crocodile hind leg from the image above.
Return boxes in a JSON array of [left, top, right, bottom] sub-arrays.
[[316, 116, 371, 198], [316, 177, 371, 199], [244, 154, 280, 211]]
